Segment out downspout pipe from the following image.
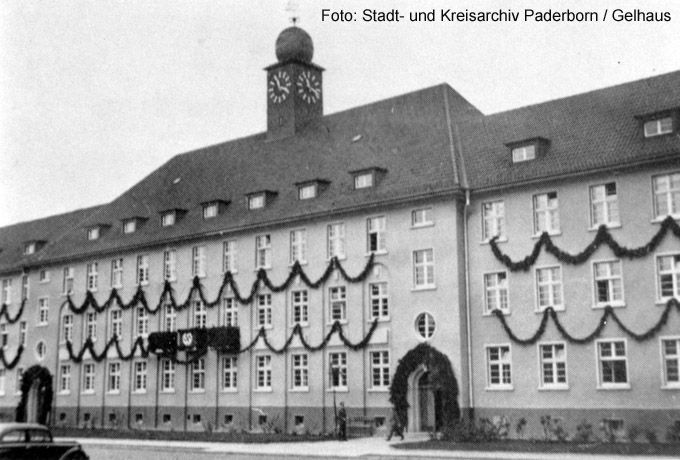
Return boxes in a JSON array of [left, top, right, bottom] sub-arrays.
[[463, 189, 474, 420]]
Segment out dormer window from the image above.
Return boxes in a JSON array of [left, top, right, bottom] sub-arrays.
[[160, 209, 186, 227], [246, 191, 276, 210], [24, 242, 36, 255], [87, 227, 100, 240], [123, 220, 136, 234], [201, 200, 229, 219], [298, 184, 317, 200], [511, 145, 536, 163], [351, 168, 386, 190], [644, 117, 673, 137]]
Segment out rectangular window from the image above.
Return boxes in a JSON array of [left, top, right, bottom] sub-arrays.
[[21, 275, 28, 300], [222, 356, 237, 390], [133, 360, 147, 392], [192, 246, 206, 278], [411, 208, 433, 227], [329, 287, 346, 322], [111, 258, 124, 288], [62, 267, 74, 295], [0, 369, 4, 395], [223, 240, 237, 273], [59, 365, 71, 393], [298, 184, 317, 200], [161, 359, 175, 392], [369, 283, 389, 320], [107, 362, 121, 393], [644, 117, 673, 137], [136, 255, 149, 285], [19, 321, 27, 346], [255, 235, 272, 269], [203, 203, 218, 219], [191, 358, 205, 391], [486, 345, 512, 388], [0, 323, 7, 349], [222, 297, 238, 327], [15, 368, 24, 394], [484, 272, 509, 314], [24, 243, 35, 255], [161, 211, 175, 227], [123, 219, 136, 234], [39, 270, 49, 283], [86, 262, 98, 291], [370, 350, 390, 389], [354, 173, 373, 189], [193, 300, 207, 328], [512, 145, 536, 162], [662, 338, 680, 387], [163, 250, 176, 282], [291, 290, 308, 325], [248, 193, 265, 210], [657, 254, 680, 300], [597, 339, 628, 388], [1, 279, 10, 305], [539, 342, 567, 389], [290, 229, 307, 264], [82, 363, 96, 393], [413, 249, 435, 288], [533, 192, 560, 234], [38, 298, 49, 325], [482, 201, 506, 241], [653, 173, 680, 219], [87, 227, 100, 241], [367, 216, 386, 253], [291, 353, 309, 390], [327, 223, 345, 259], [329, 352, 348, 390], [62, 314, 73, 342], [590, 183, 620, 227], [536, 266, 563, 311], [164, 303, 176, 332], [110, 310, 122, 338], [256, 294, 272, 328], [256, 355, 272, 390], [136, 306, 149, 337], [593, 260, 624, 307], [85, 312, 97, 341]]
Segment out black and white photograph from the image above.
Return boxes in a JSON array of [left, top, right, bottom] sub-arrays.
[[1, 1, 680, 459]]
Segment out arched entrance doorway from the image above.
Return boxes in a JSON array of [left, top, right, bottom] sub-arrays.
[[390, 343, 460, 433], [16, 365, 53, 425]]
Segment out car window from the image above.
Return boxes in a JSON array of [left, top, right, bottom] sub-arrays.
[[1, 430, 26, 442], [28, 429, 52, 442]]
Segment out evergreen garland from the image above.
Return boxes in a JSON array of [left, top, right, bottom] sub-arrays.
[[0, 298, 26, 324], [490, 215, 680, 271], [15, 365, 52, 424], [63, 254, 375, 314], [0, 344, 24, 369], [492, 298, 680, 345]]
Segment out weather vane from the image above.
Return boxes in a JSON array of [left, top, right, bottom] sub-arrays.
[[285, 0, 299, 25]]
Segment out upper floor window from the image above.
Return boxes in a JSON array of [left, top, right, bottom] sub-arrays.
[[248, 193, 265, 210], [536, 266, 563, 311], [482, 201, 505, 241], [86, 262, 98, 292], [192, 246, 206, 278], [222, 297, 238, 327], [644, 117, 673, 137], [533, 192, 560, 235], [61, 314, 73, 342], [85, 312, 97, 341], [136, 255, 149, 285], [19, 321, 27, 346], [39, 270, 49, 283], [163, 302, 176, 332], [593, 260, 624, 307], [202, 202, 218, 219], [62, 267, 74, 295], [1, 279, 11, 305], [193, 300, 207, 329], [223, 240, 237, 273], [367, 216, 386, 253], [255, 235, 272, 269], [163, 249, 176, 282], [136, 306, 149, 337], [653, 173, 680, 220], [298, 183, 317, 200], [256, 294, 272, 328], [329, 287, 347, 322], [411, 208, 433, 227], [160, 211, 176, 227], [354, 172, 373, 189], [511, 145, 536, 163], [484, 272, 508, 314], [369, 283, 389, 320], [413, 249, 435, 289], [327, 223, 345, 259], [21, 275, 28, 300], [0, 323, 7, 348], [38, 298, 49, 325], [415, 312, 436, 340], [110, 309, 122, 338], [657, 254, 680, 301], [590, 183, 620, 227], [87, 227, 100, 241], [111, 258, 123, 289], [290, 229, 307, 264], [291, 290, 308, 326]]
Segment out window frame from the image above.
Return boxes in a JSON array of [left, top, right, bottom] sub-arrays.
[[256, 294, 272, 329], [202, 202, 219, 219], [111, 258, 124, 289], [367, 216, 387, 254], [644, 116, 674, 138], [660, 336, 680, 389], [289, 229, 307, 264], [107, 361, 121, 394], [82, 362, 96, 394], [328, 286, 347, 323], [415, 312, 436, 341], [222, 297, 238, 327], [136, 254, 149, 286], [248, 193, 265, 210], [656, 252, 680, 302], [223, 240, 237, 273], [532, 192, 561, 236], [369, 282, 389, 321], [327, 223, 346, 260], [58, 364, 71, 394], [413, 249, 435, 289], [291, 290, 309, 326], [190, 358, 206, 392], [535, 265, 564, 312], [163, 249, 177, 282], [133, 360, 148, 393], [369, 350, 390, 390], [297, 183, 317, 200], [62, 267, 74, 296], [191, 245, 207, 278], [595, 338, 630, 390], [511, 144, 536, 163], [652, 172, 680, 220], [192, 300, 207, 329], [37, 297, 49, 325], [255, 354, 272, 391], [483, 271, 509, 315], [255, 234, 272, 270], [482, 201, 506, 242], [537, 341, 568, 390], [592, 259, 625, 308], [222, 355, 238, 392], [328, 351, 348, 391], [411, 207, 434, 228], [160, 358, 175, 392], [485, 343, 513, 390], [354, 172, 374, 189], [160, 211, 176, 227], [110, 309, 123, 339], [86, 262, 98, 292], [589, 182, 620, 229], [290, 353, 309, 391]]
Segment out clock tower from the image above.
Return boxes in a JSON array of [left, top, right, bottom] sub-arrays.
[[266, 27, 324, 140]]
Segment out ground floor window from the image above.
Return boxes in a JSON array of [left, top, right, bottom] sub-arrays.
[[486, 345, 512, 389], [597, 339, 628, 388], [161, 359, 175, 392], [133, 360, 147, 393], [662, 337, 680, 387], [329, 352, 348, 390], [222, 356, 237, 390], [291, 353, 309, 390], [370, 350, 390, 389], [256, 355, 272, 390], [191, 358, 205, 391], [538, 342, 567, 389]]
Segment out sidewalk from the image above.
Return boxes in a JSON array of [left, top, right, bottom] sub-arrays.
[[61, 434, 680, 460]]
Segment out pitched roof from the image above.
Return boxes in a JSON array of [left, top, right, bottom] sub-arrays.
[[457, 70, 680, 191], [0, 85, 479, 272]]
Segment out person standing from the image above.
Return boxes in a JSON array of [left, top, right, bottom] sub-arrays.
[[337, 402, 347, 441], [386, 410, 405, 441]]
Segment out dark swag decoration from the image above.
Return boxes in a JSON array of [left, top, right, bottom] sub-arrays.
[[65, 319, 379, 365], [0, 298, 26, 324], [492, 298, 680, 345], [63, 254, 375, 314], [489, 215, 680, 271], [0, 344, 24, 370]]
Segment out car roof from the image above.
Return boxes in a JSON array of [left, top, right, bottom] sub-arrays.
[[0, 422, 49, 434]]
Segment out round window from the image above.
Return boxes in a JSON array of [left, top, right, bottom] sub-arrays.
[[35, 341, 47, 360], [415, 312, 435, 340]]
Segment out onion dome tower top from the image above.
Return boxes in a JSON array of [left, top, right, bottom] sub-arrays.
[[275, 26, 314, 63]]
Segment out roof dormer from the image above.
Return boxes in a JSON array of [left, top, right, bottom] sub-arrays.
[[23, 240, 46, 255], [350, 167, 387, 190], [505, 137, 551, 163], [246, 191, 278, 210], [635, 109, 678, 138], [86, 224, 111, 241], [200, 199, 230, 219], [295, 179, 330, 200], [159, 209, 187, 227], [121, 216, 148, 234]]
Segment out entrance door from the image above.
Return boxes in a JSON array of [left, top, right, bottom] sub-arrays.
[[26, 381, 40, 423], [417, 372, 434, 431]]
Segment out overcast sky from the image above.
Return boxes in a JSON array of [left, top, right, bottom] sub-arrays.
[[1, 0, 679, 227]]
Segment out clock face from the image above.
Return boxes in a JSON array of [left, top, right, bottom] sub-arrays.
[[268, 70, 291, 104], [296, 70, 321, 104]]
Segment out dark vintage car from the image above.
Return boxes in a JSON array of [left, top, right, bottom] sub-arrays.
[[0, 423, 89, 460]]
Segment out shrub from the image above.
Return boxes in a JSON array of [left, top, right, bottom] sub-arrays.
[[515, 417, 527, 439], [665, 423, 680, 443], [573, 420, 594, 443], [441, 418, 506, 443], [645, 429, 658, 444], [599, 421, 617, 443], [540, 415, 569, 442], [626, 424, 642, 443]]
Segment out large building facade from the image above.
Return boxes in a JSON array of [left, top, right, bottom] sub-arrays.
[[0, 27, 678, 439]]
